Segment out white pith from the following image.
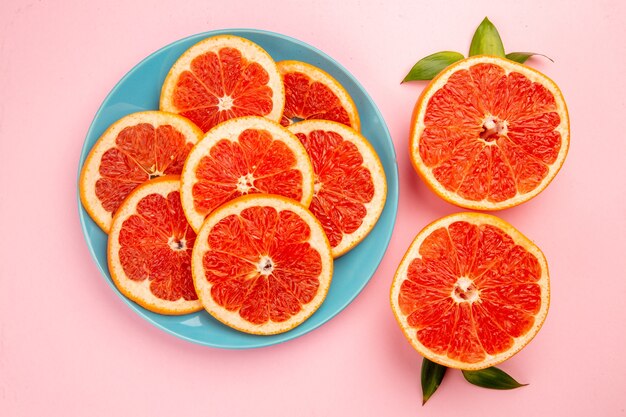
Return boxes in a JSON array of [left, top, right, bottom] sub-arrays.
[[256, 255, 275, 276], [480, 114, 508, 143], [390, 212, 550, 370], [218, 95, 234, 111], [236, 173, 256, 193], [168, 236, 187, 251], [451, 276, 480, 303]]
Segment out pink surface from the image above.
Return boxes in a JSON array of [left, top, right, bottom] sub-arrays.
[[1, 0, 625, 415]]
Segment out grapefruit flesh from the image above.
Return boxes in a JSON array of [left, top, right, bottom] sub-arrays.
[[410, 55, 569, 210], [80, 111, 202, 233], [288, 120, 386, 257], [390, 213, 549, 370], [108, 176, 201, 315], [180, 116, 314, 232], [161, 35, 285, 132], [192, 194, 333, 335], [278, 61, 360, 130]]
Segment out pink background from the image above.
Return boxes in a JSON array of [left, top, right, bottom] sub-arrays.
[[2, 0, 625, 415]]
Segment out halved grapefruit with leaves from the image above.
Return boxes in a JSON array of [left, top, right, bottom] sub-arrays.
[[80, 111, 202, 233], [410, 55, 569, 210], [278, 60, 360, 129], [192, 194, 333, 335], [108, 176, 201, 315], [160, 35, 284, 132], [288, 120, 386, 257], [390, 212, 549, 370], [180, 116, 315, 232]]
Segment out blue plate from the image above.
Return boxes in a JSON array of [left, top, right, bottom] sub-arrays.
[[77, 29, 399, 349]]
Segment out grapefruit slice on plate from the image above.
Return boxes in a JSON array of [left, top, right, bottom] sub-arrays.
[[390, 212, 549, 370], [410, 55, 569, 210], [180, 116, 315, 232], [192, 194, 333, 335], [278, 60, 360, 129], [80, 111, 202, 233], [160, 35, 284, 132], [108, 176, 201, 315], [288, 120, 386, 257]]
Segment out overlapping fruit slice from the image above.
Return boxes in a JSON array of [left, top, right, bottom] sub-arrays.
[[180, 116, 315, 232], [108, 176, 201, 315], [288, 120, 386, 257], [191, 194, 333, 334], [410, 55, 569, 210], [161, 35, 285, 132], [278, 60, 360, 129], [390, 212, 549, 370], [80, 111, 202, 233]]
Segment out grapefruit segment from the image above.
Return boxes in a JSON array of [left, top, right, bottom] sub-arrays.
[[278, 61, 360, 130], [410, 55, 569, 210], [180, 116, 314, 232], [288, 120, 386, 257], [80, 111, 202, 233], [107, 176, 201, 315], [390, 212, 549, 370], [192, 194, 333, 335], [160, 35, 284, 133]]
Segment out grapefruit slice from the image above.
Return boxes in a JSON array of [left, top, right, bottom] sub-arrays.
[[278, 60, 360, 129], [410, 55, 569, 210], [390, 212, 549, 370], [181, 116, 315, 232], [288, 120, 387, 257], [108, 176, 201, 315], [80, 111, 202, 233], [160, 35, 284, 132], [191, 194, 333, 335]]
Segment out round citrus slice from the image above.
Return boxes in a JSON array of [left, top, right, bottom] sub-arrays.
[[160, 35, 284, 133], [108, 176, 201, 315], [390, 212, 549, 370], [278, 60, 360, 130], [192, 194, 333, 335], [410, 55, 569, 210], [181, 116, 315, 232], [288, 120, 386, 257], [80, 111, 202, 233]]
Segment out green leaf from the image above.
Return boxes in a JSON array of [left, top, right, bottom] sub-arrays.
[[402, 51, 465, 82], [462, 367, 528, 390], [421, 358, 448, 405], [469, 17, 505, 57], [506, 52, 554, 64]]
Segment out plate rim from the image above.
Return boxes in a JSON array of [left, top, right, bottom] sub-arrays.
[[77, 28, 399, 349]]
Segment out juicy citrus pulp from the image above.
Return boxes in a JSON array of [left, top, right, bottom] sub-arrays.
[[278, 60, 360, 130], [288, 120, 386, 257], [192, 194, 333, 335], [180, 116, 315, 232], [108, 176, 201, 315], [390, 212, 549, 370], [410, 55, 569, 210], [160, 35, 284, 133], [80, 111, 202, 233]]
